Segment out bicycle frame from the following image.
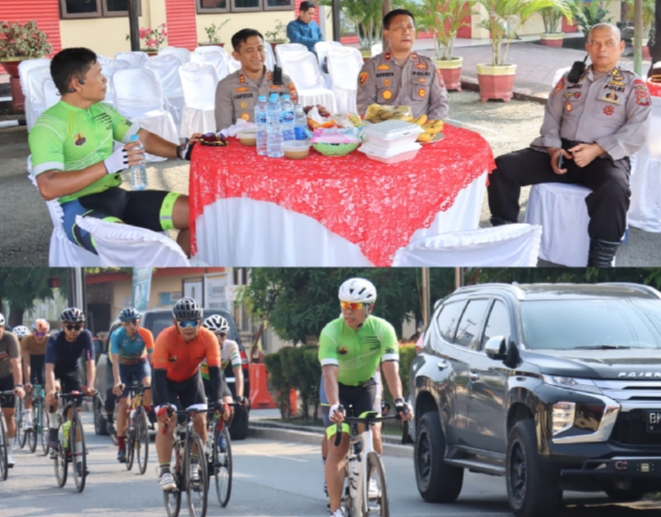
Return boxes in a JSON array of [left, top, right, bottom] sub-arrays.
[[346, 424, 375, 517]]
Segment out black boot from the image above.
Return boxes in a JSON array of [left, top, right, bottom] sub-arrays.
[[588, 239, 620, 267]]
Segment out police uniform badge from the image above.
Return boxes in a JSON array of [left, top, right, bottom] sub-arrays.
[[359, 72, 368, 87], [383, 90, 393, 100]]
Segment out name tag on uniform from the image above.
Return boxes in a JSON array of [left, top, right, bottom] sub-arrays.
[[600, 91, 621, 104]]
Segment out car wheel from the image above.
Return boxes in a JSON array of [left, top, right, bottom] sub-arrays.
[[414, 411, 463, 502], [94, 397, 108, 436], [229, 406, 249, 441], [604, 487, 647, 502], [506, 419, 562, 517]]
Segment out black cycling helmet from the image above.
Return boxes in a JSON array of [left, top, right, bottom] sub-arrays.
[[172, 297, 203, 322], [119, 307, 141, 322], [60, 307, 85, 323]]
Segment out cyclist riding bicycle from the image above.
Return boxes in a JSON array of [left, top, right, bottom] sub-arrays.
[[21, 319, 51, 432], [110, 307, 154, 464], [0, 313, 26, 468], [153, 298, 230, 492], [201, 315, 247, 409], [45, 307, 97, 477], [319, 278, 413, 517]]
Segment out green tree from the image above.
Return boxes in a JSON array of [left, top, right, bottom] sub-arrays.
[[0, 268, 67, 326]]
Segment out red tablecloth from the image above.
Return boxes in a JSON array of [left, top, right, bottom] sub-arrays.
[[189, 124, 495, 266], [648, 80, 661, 98]]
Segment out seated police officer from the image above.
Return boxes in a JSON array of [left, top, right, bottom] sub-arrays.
[[488, 23, 652, 266], [28, 48, 200, 257], [214, 29, 298, 131], [356, 9, 449, 120]]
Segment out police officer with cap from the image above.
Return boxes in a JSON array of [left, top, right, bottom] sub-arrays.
[[215, 29, 298, 131], [356, 9, 449, 120], [488, 23, 652, 266]]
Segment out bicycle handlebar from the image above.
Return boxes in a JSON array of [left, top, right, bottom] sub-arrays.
[[333, 405, 410, 447]]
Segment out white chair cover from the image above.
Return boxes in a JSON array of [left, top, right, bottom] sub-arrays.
[[23, 65, 52, 131], [42, 78, 61, 109], [112, 68, 179, 161], [551, 66, 571, 87], [278, 51, 337, 112], [146, 54, 185, 130], [371, 43, 382, 57], [191, 46, 229, 81], [115, 51, 150, 68], [391, 224, 543, 267], [263, 42, 276, 71], [159, 46, 191, 64], [327, 46, 364, 113], [18, 58, 51, 130], [227, 57, 242, 74], [75, 216, 190, 266], [314, 41, 343, 88], [27, 157, 101, 267], [99, 59, 130, 106], [178, 62, 219, 137], [275, 43, 308, 67]]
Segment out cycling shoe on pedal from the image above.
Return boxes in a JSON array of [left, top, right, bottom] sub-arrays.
[[47, 428, 59, 450], [117, 449, 127, 463], [159, 471, 177, 491]]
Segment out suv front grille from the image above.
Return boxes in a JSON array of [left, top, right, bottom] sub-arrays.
[[609, 410, 661, 447]]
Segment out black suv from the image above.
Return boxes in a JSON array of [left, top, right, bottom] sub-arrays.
[[410, 283, 661, 517]]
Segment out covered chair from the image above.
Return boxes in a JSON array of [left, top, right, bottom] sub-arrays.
[[263, 42, 276, 71], [371, 43, 382, 57], [178, 62, 219, 137], [277, 51, 337, 112], [227, 56, 242, 74], [22, 65, 52, 130], [115, 51, 150, 68], [159, 46, 192, 64], [75, 216, 190, 266], [391, 224, 543, 267], [146, 53, 185, 130], [327, 46, 364, 113], [98, 58, 130, 107], [314, 40, 343, 87], [112, 67, 179, 162], [18, 58, 51, 130], [191, 45, 229, 81], [42, 78, 61, 109], [274, 43, 308, 67]]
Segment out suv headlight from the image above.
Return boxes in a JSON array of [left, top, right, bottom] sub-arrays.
[[552, 402, 576, 436], [542, 375, 603, 395]]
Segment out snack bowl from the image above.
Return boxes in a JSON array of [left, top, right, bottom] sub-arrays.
[[237, 129, 257, 147], [311, 142, 360, 157], [283, 140, 311, 160]]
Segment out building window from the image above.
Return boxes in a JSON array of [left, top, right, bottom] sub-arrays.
[[60, 0, 142, 20], [198, 0, 293, 13]]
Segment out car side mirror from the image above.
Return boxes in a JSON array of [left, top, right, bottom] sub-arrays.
[[484, 336, 508, 360]]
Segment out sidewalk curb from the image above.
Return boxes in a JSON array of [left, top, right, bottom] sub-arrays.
[[249, 423, 413, 459]]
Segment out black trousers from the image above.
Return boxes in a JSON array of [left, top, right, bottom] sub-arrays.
[[487, 143, 631, 242]]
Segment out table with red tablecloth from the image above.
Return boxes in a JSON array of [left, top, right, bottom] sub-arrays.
[[189, 124, 495, 266], [648, 80, 661, 98]]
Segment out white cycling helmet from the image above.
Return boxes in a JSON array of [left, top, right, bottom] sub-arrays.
[[203, 314, 230, 334], [0, 313, 4, 326], [338, 278, 377, 304], [13, 325, 31, 339]]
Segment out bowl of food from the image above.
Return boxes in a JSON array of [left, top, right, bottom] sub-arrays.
[[283, 141, 310, 160], [311, 142, 360, 157], [237, 129, 257, 147]]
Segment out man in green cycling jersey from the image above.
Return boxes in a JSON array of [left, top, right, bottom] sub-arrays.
[[28, 47, 201, 257], [319, 278, 413, 517]]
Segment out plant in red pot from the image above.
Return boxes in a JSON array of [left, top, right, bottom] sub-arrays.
[[0, 21, 52, 112], [412, 0, 477, 91], [202, 19, 231, 48], [475, 0, 571, 102], [540, 4, 574, 47]]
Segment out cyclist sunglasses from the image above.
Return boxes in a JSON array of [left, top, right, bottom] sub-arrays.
[[64, 324, 83, 331], [178, 320, 200, 329], [33, 331, 47, 337], [340, 301, 365, 311], [124, 319, 139, 326]]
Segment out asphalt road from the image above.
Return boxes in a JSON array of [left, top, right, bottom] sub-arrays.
[[0, 412, 659, 517], [1, 91, 660, 266]]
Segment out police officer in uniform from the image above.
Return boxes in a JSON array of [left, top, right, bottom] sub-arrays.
[[215, 29, 298, 131], [357, 9, 449, 120], [488, 23, 651, 266]]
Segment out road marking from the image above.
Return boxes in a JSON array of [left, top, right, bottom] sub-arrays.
[[446, 118, 498, 133], [241, 448, 308, 463]]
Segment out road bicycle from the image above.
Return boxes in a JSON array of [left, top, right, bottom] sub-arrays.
[[51, 391, 92, 492], [333, 406, 408, 517], [23, 384, 49, 455], [163, 406, 209, 517], [0, 390, 14, 481], [123, 383, 150, 474]]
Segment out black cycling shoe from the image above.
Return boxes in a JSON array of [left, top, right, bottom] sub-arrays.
[[107, 421, 117, 437], [117, 449, 127, 463], [47, 428, 60, 450], [76, 462, 90, 477]]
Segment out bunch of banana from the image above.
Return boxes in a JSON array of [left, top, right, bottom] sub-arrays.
[[416, 119, 444, 142]]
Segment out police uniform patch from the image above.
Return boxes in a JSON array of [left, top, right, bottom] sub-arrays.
[[552, 77, 565, 98], [411, 53, 418, 61], [384, 53, 391, 61], [235, 87, 249, 93], [241, 113, 251, 121], [288, 83, 298, 103], [415, 62, 428, 70], [436, 68, 445, 87], [74, 132, 86, 146], [239, 74, 246, 84], [241, 101, 247, 109], [574, 92, 581, 99], [566, 102, 573, 112], [377, 64, 390, 71], [633, 79, 651, 106], [603, 105, 615, 116], [384, 78, 391, 87], [601, 91, 620, 104], [383, 90, 392, 100], [418, 88, 427, 98], [359, 72, 369, 87], [267, 72, 273, 82], [418, 78, 427, 84]]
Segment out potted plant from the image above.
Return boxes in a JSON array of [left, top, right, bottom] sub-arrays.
[[264, 20, 288, 51], [0, 21, 52, 79], [623, 0, 655, 59], [475, 0, 571, 102], [573, 0, 612, 35], [202, 19, 231, 48], [126, 23, 168, 55], [540, 3, 574, 46], [320, 0, 387, 60], [413, 0, 476, 91]]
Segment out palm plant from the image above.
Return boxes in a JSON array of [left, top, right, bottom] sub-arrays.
[[409, 0, 476, 60], [573, 0, 613, 35], [476, 0, 571, 66], [540, 2, 574, 34]]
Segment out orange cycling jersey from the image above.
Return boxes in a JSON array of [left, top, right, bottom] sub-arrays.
[[153, 326, 220, 382]]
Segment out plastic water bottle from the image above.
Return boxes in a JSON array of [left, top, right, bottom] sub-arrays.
[[280, 94, 295, 142], [255, 95, 268, 156], [129, 134, 147, 190], [294, 104, 308, 141], [266, 92, 284, 158], [218, 432, 227, 452]]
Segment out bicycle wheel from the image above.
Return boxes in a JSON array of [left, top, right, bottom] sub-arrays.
[[164, 442, 182, 517], [126, 428, 135, 471], [16, 397, 25, 449], [365, 451, 389, 517], [70, 412, 87, 492], [54, 422, 67, 488], [214, 427, 232, 507], [0, 415, 8, 481], [136, 408, 149, 475], [186, 432, 209, 517], [40, 410, 50, 456], [109, 404, 119, 446]]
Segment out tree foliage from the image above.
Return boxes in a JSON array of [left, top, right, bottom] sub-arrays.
[[0, 268, 67, 326]]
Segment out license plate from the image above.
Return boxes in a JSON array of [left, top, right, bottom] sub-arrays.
[[647, 410, 661, 433]]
